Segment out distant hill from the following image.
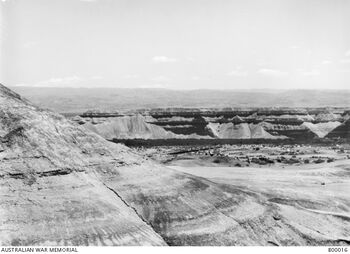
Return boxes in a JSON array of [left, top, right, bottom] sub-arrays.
[[11, 86, 350, 113]]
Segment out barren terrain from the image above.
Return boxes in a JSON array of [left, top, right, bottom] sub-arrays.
[[1, 83, 349, 246]]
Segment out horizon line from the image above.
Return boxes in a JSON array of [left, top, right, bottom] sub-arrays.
[[8, 85, 350, 91]]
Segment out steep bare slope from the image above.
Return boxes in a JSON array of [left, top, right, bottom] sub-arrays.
[[0, 84, 166, 246]]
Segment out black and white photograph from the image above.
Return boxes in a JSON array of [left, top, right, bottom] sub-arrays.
[[0, 0, 350, 251]]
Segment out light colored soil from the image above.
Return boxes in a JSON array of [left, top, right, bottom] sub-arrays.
[[168, 159, 350, 244]]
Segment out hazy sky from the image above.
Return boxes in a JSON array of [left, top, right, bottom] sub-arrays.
[[1, 0, 350, 89]]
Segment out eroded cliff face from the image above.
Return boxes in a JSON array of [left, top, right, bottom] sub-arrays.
[[1, 84, 349, 246], [82, 115, 208, 140], [72, 107, 349, 141], [82, 115, 178, 140]]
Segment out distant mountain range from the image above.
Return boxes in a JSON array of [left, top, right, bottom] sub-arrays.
[[11, 86, 350, 113]]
